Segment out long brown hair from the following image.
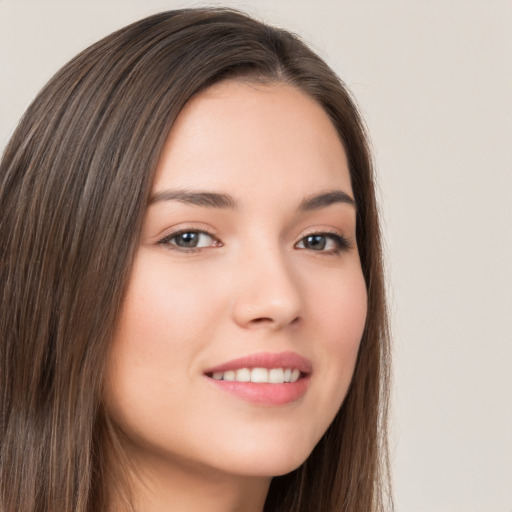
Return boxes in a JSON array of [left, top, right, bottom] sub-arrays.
[[0, 8, 392, 512]]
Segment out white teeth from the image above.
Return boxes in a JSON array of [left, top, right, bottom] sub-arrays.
[[223, 370, 236, 381], [268, 368, 285, 384], [251, 368, 268, 382], [210, 367, 302, 383], [235, 368, 251, 382]]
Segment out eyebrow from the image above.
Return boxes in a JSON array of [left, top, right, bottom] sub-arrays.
[[149, 188, 355, 211], [297, 190, 356, 211], [149, 189, 237, 209]]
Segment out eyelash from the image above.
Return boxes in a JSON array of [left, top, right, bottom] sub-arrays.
[[296, 231, 352, 254], [158, 229, 352, 255], [158, 229, 221, 254]]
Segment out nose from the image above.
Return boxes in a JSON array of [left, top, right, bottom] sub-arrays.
[[231, 248, 303, 330]]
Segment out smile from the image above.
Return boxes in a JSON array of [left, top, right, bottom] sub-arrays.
[[204, 351, 312, 405], [210, 367, 301, 383]]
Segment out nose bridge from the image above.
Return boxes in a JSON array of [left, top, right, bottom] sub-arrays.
[[231, 235, 303, 329]]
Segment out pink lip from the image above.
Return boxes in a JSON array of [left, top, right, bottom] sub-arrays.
[[204, 351, 312, 374], [204, 351, 312, 406]]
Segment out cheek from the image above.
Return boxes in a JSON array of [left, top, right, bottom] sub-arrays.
[[306, 264, 368, 418], [104, 255, 223, 417], [308, 259, 367, 350], [116, 253, 223, 357], [330, 272, 367, 351], [335, 269, 367, 363]]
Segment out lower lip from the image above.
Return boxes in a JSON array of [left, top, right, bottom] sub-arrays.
[[205, 375, 310, 405]]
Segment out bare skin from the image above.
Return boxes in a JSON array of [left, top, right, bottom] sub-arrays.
[[105, 80, 367, 511]]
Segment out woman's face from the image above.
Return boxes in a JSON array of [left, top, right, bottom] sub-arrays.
[[105, 80, 367, 480]]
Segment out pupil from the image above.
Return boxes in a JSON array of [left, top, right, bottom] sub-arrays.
[[177, 232, 198, 247], [306, 235, 326, 250]]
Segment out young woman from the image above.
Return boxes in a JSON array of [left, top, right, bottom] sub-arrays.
[[0, 8, 392, 512]]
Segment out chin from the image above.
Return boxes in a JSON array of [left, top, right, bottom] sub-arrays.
[[209, 435, 317, 478]]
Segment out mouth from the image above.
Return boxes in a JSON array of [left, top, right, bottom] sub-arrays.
[[206, 367, 303, 383], [203, 351, 312, 405]]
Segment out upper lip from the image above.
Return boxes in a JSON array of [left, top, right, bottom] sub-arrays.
[[204, 351, 313, 375]]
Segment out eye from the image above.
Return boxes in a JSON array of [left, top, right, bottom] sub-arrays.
[[158, 230, 221, 251], [295, 233, 351, 253]]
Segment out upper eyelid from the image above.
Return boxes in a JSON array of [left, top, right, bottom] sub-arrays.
[[297, 227, 351, 243], [297, 232, 352, 249], [158, 225, 218, 240], [298, 227, 342, 237], [158, 227, 345, 239], [165, 227, 215, 237]]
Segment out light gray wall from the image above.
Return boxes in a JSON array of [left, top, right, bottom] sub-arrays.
[[1, 1, 511, 510]]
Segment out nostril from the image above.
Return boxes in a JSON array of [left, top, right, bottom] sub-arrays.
[[248, 316, 301, 328]]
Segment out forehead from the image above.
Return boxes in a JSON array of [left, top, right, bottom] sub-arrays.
[[153, 80, 352, 200]]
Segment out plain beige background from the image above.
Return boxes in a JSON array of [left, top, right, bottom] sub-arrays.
[[1, 1, 511, 510]]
